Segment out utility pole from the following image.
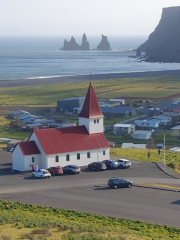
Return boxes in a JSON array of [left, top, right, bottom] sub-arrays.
[[164, 134, 166, 165]]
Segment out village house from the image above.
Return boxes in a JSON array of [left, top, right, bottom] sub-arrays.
[[113, 123, 135, 136], [171, 125, 180, 137], [12, 83, 110, 171], [134, 119, 160, 128], [132, 130, 152, 140]]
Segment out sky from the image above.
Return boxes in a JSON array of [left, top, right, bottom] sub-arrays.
[[1, 0, 180, 37]]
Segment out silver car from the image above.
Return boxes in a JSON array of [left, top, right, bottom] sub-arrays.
[[32, 169, 51, 179], [62, 165, 81, 174], [116, 159, 131, 169]]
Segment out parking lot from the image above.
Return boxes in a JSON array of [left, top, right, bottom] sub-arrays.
[[0, 152, 180, 228]]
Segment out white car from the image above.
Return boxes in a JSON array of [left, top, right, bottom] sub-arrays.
[[155, 108, 160, 111], [32, 169, 51, 179], [151, 129, 154, 132], [172, 101, 178, 105], [116, 159, 131, 169]]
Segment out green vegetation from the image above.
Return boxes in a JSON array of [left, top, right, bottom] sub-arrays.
[[0, 127, 30, 140], [0, 200, 179, 240], [110, 148, 180, 174], [0, 75, 180, 107]]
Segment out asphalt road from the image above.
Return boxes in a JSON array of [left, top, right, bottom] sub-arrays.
[[0, 152, 180, 228]]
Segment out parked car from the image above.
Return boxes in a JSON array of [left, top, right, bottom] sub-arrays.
[[108, 177, 133, 189], [172, 101, 178, 105], [62, 165, 81, 174], [47, 166, 63, 176], [102, 160, 118, 169], [151, 129, 154, 132], [155, 108, 160, 111], [147, 108, 154, 111], [116, 159, 131, 169], [10, 148, 14, 153], [32, 169, 51, 179], [88, 162, 106, 171]]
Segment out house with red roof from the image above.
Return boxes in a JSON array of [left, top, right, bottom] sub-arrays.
[[12, 83, 110, 171]]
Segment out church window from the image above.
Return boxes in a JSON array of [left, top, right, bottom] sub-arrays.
[[97, 119, 99, 123], [103, 150, 105, 155], [32, 157, 35, 162], [77, 153, 80, 160], [55, 156, 59, 162], [94, 119, 96, 124], [87, 152, 90, 158], [66, 154, 70, 161]]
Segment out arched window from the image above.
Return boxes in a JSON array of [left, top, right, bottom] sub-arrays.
[[87, 152, 90, 158], [66, 154, 70, 161], [55, 156, 59, 162], [94, 119, 96, 124], [97, 119, 99, 123], [77, 153, 80, 160], [32, 157, 35, 162], [103, 150, 105, 156]]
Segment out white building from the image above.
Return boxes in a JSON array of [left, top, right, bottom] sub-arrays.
[[113, 123, 135, 135], [110, 99, 125, 105], [122, 143, 146, 149], [133, 130, 151, 140], [134, 119, 160, 128], [12, 83, 110, 171], [152, 115, 171, 125]]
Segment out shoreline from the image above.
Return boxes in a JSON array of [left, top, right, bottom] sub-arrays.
[[0, 69, 180, 88]]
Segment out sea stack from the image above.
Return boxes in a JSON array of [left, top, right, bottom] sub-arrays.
[[97, 35, 111, 50], [137, 6, 180, 62], [81, 33, 90, 50], [61, 34, 90, 50], [61, 36, 80, 50]]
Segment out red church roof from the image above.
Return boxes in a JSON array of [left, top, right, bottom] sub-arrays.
[[34, 126, 109, 155], [18, 141, 41, 156], [79, 82, 104, 118]]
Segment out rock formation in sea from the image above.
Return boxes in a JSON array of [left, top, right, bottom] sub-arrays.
[[97, 35, 111, 50], [81, 33, 90, 50], [136, 6, 180, 62], [61, 33, 90, 50]]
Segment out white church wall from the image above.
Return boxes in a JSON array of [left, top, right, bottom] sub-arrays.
[[12, 145, 25, 171], [46, 148, 109, 168], [79, 117, 104, 134], [24, 154, 41, 171], [29, 133, 47, 169]]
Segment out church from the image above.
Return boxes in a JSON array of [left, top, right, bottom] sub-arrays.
[[12, 82, 110, 171]]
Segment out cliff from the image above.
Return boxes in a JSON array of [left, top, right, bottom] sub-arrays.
[[97, 35, 111, 50], [61, 33, 90, 50], [137, 6, 180, 62]]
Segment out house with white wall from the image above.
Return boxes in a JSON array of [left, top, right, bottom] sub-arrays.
[[12, 83, 110, 171], [134, 119, 160, 128], [133, 130, 151, 140], [113, 123, 135, 135]]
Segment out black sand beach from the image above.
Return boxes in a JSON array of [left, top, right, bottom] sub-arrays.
[[1, 69, 180, 88]]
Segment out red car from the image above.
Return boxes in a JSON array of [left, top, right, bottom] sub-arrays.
[[47, 166, 63, 176]]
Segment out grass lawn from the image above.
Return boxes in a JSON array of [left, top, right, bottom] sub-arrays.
[[110, 148, 180, 174], [0, 127, 31, 140], [0, 200, 179, 240], [0, 76, 180, 107]]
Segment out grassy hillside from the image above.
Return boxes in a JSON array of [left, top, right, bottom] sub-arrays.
[[110, 148, 180, 174], [0, 76, 180, 107], [0, 200, 179, 240]]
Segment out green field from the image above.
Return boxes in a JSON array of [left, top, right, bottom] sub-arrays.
[[1, 75, 180, 107], [0, 200, 179, 240], [110, 148, 180, 174]]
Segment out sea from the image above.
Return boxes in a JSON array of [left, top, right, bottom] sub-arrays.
[[0, 36, 180, 81]]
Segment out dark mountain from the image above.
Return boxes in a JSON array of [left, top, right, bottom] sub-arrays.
[[97, 35, 111, 50], [81, 33, 90, 50], [137, 6, 180, 62]]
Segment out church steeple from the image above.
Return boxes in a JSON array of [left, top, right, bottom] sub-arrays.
[[79, 82, 104, 134], [79, 82, 104, 119]]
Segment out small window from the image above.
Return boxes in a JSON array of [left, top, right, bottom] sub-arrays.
[[32, 157, 35, 162], [103, 150, 105, 155], [94, 119, 96, 124], [77, 153, 80, 160], [55, 156, 59, 162], [87, 152, 90, 158], [66, 154, 70, 161], [97, 119, 99, 123]]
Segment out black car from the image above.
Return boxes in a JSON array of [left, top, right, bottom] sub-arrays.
[[102, 160, 119, 169], [108, 177, 133, 189], [62, 165, 81, 174], [88, 162, 106, 171]]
